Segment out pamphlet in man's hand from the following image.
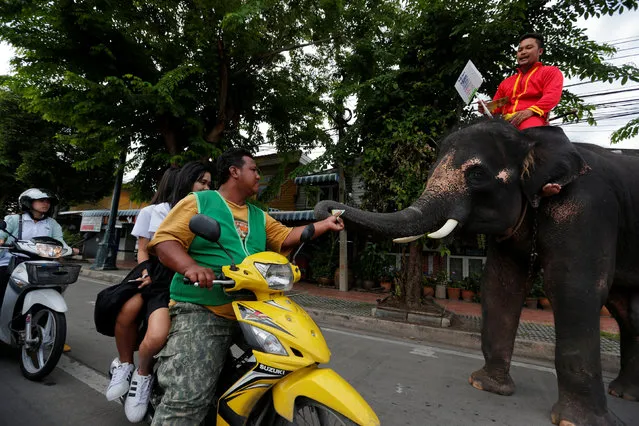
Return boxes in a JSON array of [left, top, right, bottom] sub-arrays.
[[485, 97, 509, 112]]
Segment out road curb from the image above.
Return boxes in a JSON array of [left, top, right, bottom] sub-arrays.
[[305, 307, 621, 374], [79, 268, 123, 285], [79, 268, 621, 374]]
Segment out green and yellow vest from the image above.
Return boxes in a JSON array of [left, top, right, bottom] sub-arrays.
[[169, 190, 266, 306]]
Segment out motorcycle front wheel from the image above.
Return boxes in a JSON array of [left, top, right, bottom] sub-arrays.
[[273, 397, 358, 426], [19, 307, 66, 381]]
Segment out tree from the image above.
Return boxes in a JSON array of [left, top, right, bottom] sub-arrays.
[[0, 0, 351, 200], [318, 0, 639, 308], [0, 88, 115, 215]]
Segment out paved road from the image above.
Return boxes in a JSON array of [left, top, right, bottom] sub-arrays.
[[1, 276, 638, 425]]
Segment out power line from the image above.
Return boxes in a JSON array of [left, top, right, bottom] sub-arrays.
[[560, 110, 639, 125], [564, 79, 639, 89], [615, 46, 639, 53], [603, 35, 639, 44], [589, 98, 639, 107], [578, 87, 639, 98], [606, 53, 639, 61], [607, 37, 639, 46]]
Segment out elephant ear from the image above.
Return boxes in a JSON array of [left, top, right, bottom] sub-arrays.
[[520, 127, 590, 208]]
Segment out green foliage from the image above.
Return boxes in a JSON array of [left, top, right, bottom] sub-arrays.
[[62, 229, 85, 248], [435, 270, 449, 286], [600, 331, 620, 341], [476, 234, 486, 251], [0, 0, 355, 196], [530, 271, 545, 298], [611, 117, 639, 144], [355, 0, 639, 209], [309, 233, 339, 279], [423, 274, 438, 287], [357, 242, 395, 281], [0, 88, 115, 215], [448, 279, 463, 289], [461, 272, 482, 293]]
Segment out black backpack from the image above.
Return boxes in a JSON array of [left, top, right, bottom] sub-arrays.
[[93, 261, 148, 337]]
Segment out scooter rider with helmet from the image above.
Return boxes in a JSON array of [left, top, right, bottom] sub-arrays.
[[0, 188, 79, 305]]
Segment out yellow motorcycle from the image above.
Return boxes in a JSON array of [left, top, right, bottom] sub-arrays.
[[177, 214, 379, 426]]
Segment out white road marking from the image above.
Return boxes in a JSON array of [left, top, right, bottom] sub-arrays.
[[409, 347, 438, 358], [322, 327, 557, 376], [57, 355, 109, 396]]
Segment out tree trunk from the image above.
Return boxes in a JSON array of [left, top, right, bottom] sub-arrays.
[[159, 116, 178, 155], [206, 38, 229, 144], [405, 241, 423, 308]]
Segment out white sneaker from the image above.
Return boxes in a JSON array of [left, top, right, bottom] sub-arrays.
[[124, 370, 154, 423], [106, 360, 135, 401]]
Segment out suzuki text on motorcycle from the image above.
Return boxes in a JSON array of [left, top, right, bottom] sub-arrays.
[[159, 214, 379, 425]]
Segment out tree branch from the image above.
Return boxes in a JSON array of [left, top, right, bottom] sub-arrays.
[[257, 37, 335, 59], [234, 36, 339, 76], [206, 37, 229, 144]]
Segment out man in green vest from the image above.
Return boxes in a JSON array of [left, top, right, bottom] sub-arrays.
[[145, 148, 344, 425]]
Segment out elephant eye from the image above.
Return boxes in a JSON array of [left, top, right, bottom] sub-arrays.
[[466, 167, 488, 182]]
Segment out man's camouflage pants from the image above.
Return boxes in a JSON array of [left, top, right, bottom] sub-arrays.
[[151, 302, 238, 426]]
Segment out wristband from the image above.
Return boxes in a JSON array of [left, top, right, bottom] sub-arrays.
[[142, 273, 150, 279]]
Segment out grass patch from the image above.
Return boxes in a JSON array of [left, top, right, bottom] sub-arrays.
[[600, 331, 620, 341]]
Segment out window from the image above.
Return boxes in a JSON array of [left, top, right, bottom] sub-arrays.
[[448, 256, 486, 280]]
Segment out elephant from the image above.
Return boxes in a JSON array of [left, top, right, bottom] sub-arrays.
[[314, 119, 639, 425]]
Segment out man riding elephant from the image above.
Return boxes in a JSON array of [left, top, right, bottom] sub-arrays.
[[315, 119, 639, 426]]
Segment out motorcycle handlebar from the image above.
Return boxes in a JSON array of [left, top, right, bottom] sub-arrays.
[[182, 276, 236, 288]]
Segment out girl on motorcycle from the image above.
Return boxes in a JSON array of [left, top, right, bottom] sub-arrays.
[[106, 162, 212, 423], [0, 189, 77, 305]]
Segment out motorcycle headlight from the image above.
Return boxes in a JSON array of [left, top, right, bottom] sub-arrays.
[[254, 262, 294, 291], [240, 323, 288, 356], [35, 243, 63, 258]]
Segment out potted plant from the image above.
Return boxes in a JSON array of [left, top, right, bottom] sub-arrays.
[[435, 270, 448, 299], [422, 274, 436, 298], [309, 239, 337, 287], [532, 272, 551, 310], [526, 277, 544, 309], [379, 265, 396, 292], [358, 242, 392, 290], [460, 274, 480, 302], [447, 279, 462, 301], [313, 263, 335, 287]]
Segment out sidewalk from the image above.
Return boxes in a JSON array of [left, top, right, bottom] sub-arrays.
[[79, 260, 621, 370]]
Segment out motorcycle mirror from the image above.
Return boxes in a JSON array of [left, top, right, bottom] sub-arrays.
[[0, 219, 18, 241], [189, 214, 221, 242], [188, 214, 238, 270], [290, 224, 315, 264]]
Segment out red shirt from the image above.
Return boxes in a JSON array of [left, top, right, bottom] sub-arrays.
[[493, 62, 563, 130]]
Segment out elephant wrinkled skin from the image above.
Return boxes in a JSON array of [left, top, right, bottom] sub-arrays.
[[315, 119, 639, 426]]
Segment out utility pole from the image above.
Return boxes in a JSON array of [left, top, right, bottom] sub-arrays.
[[92, 148, 126, 270], [337, 166, 348, 291]]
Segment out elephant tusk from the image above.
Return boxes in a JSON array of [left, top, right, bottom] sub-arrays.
[[427, 219, 459, 239], [393, 235, 425, 244]]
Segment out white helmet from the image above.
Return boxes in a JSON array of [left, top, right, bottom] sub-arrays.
[[19, 188, 58, 213]]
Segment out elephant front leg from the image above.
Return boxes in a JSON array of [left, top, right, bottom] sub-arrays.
[[469, 249, 528, 396]]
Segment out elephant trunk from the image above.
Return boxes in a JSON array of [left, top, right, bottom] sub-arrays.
[[314, 195, 462, 240]]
